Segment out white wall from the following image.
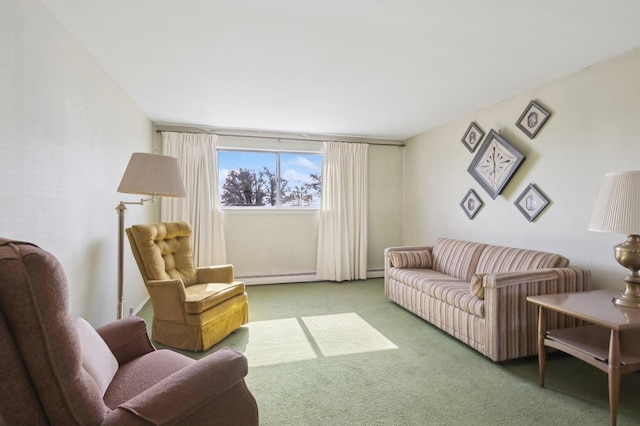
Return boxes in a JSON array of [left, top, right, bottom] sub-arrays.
[[0, 0, 154, 325], [367, 144, 404, 271], [403, 47, 640, 289]]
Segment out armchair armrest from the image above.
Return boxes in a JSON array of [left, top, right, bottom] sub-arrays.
[[145, 279, 188, 323], [105, 348, 255, 425], [197, 264, 235, 283], [96, 316, 155, 365]]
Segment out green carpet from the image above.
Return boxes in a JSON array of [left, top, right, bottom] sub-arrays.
[[139, 279, 640, 425]]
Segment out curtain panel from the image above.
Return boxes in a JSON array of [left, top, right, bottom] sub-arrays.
[[316, 141, 368, 281], [160, 132, 226, 266]]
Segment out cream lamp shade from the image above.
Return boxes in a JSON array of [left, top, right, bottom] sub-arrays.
[[118, 152, 186, 197], [588, 170, 640, 308], [588, 171, 640, 234]]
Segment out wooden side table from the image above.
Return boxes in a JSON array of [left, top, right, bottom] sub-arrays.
[[527, 289, 640, 426]]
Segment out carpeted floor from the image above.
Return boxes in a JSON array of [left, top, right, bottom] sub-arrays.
[[139, 279, 640, 425]]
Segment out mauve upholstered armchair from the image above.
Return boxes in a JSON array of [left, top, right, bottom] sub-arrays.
[[126, 221, 249, 352], [0, 238, 258, 425]]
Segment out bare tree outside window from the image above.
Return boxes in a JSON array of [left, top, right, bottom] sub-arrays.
[[218, 150, 322, 208]]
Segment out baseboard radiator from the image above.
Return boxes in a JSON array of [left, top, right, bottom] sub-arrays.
[[238, 269, 384, 285]]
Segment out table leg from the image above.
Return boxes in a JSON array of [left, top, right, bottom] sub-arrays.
[[537, 306, 547, 387], [608, 330, 620, 426]]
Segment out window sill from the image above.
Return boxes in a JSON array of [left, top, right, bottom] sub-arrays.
[[221, 208, 320, 216]]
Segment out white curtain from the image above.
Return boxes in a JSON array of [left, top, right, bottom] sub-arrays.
[[160, 132, 226, 266], [316, 141, 368, 281]]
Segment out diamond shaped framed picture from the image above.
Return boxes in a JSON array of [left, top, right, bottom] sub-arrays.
[[516, 100, 550, 139], [460, 189, 483, 219], [461, 122, 484, 153], [514, 184, 550, 222], [467, 130, 525, 200]]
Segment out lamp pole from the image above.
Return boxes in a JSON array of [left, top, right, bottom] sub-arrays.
[[116, 202, 127, 319], [116, 198, 147, 319]]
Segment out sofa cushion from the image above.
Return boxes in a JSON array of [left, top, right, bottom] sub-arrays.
[[74, 317, 119, 396], [431, 238, 487, 282], [388, 267, 460, 288], [469, 274, 486, 299], [389, 250, 432, 269], [433, 281, 485, 318], [388, 268, 485, 317], [475, 245, 569, 275]]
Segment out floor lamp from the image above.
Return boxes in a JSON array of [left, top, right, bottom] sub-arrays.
[[116, 152, 186, 319]]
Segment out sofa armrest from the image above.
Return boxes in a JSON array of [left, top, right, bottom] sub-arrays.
[[104, 348, 257, 426], [196, 264, 235, 283], [484, 269, 559, 289], [485, 267, 592, 292], [384, 245, 432, 254], [483, 267, 592, 361], [96, 316, 155, 365], [384, 245, 432, 286]]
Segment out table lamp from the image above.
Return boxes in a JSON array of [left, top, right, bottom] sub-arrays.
[[588, 170, 640, 308], [116, 152, 186, 319]]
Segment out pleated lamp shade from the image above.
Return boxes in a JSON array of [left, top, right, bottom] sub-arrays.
[[588, 171, 640, 234], [117, 153, 186, 197]]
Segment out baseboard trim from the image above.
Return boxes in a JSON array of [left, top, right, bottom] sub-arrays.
[[131, 296, 149, 316]]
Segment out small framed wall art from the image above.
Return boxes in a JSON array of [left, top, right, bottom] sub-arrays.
[[514, 184, 550, 222], [467, 130, 525, 199], [461, 122, 484, 153], [516, 100, 551, 139], [460, 189, 483, 219]]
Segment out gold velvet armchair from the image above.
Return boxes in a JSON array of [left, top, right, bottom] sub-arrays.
[[126, 221, 248, 352]]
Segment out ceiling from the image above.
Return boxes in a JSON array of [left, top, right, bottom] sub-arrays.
[[40, 0, 640, 141]]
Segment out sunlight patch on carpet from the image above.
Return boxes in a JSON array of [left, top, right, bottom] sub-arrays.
[[302, 313, 398, 357], [244, 318, 317, 367], [244, 313, 397, 367]]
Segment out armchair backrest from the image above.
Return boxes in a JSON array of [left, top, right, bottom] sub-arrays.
[[126, 221, 198, 286], [0, 239, 106, 425]]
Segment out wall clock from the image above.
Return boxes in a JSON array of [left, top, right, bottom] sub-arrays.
[[467, 130, 525, 199]]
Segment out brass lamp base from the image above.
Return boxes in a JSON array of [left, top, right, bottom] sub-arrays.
[[612, 234, 640, 309], [613, 282, 640, 308]]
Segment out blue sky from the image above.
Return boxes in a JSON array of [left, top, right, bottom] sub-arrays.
[[217, 151, 322, 187]]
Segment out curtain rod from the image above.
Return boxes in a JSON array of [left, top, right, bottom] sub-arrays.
[[154, 129, 405, 147]]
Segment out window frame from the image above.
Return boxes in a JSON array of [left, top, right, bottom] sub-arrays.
[[217, 148, 322, 210]]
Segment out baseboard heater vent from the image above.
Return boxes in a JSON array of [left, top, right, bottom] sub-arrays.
[[238, 269, 384, 285], [236, 272, 316, 285]]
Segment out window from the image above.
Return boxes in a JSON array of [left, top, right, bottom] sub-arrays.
[[218, 150, 322, 208]]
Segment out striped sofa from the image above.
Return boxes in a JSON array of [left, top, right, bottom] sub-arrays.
[[384, 238, 591, 362]]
